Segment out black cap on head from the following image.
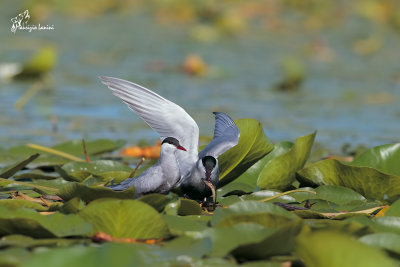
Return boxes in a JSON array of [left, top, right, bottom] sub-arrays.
[[162, 137, 180, 146], [162, 137, 187, 151], [202, 156, 216, 172]]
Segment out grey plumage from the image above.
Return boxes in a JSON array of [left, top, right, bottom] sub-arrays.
[[179, 112, 240, 200], [107, 141, 183, 197], [99, 76, 240, 200]]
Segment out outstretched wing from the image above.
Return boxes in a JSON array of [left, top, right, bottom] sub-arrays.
[[199, 112, 240, 158], [99, 76, 199, 174]]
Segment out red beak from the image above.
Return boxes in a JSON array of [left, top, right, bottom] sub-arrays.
[[177, 145, 187, 151]]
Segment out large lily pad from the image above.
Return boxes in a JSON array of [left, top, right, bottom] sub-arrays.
[[233, 141, 293, 188], [359, 233, 400, 255], [211, 201, 296, 227], [52, 139, 126, 156], [218, 119, 274, 187], [297, 159, 400, 202], [232, 220, 304, 260], [314, 185, 366, 205], [57, 183, 136, 203], [195, 223, 277, 257], [0, 154, 39, 178], [79, 199, 170, 239], [349, 143, 400, 176], [0, 206, 92, 238], [257, 131, 316, 190], [296, 231, 396, 267]]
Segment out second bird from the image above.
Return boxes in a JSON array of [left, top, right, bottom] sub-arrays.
[[100, 76, 240, 200]]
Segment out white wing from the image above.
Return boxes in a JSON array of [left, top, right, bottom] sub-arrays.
[[199, 112, 240, 158], [99, 76, 199, 174]]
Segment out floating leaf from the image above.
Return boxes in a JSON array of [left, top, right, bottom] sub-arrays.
[[359, 233, 400, 255], [297, 159, 400, 202], [0, 199, 47, 212], [218, 119, 274, 187], [163, 215, 208, 236], [79, 199, 170, 239], [349, 143, 400, 176], [53, 139, 126, 156], [138, 194, 171, 212], [178, 199, 202, 216], [211, 201, 296, 227], [232, 220, 304, 260], [314, 185, 366, 205], [16, 46, 56, 78], [0, 206, 92, 238], [257, 132, 316, 190], [57, 183, 135, 203], [233, 141, 293, 188], [196, 223, 277, 257], [0, 234, 90, 249], [62, 160, 132, 176], [296, 231, 396, 267], [386, 199, 400, 217], [0, 154, 39, 178]]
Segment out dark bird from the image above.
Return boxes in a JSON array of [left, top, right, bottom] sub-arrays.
[[99, 76, 239, 200]]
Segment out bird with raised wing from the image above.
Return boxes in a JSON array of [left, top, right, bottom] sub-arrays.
[[99, 76, 240, 201]]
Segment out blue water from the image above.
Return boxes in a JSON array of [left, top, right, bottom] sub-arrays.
[[1, 6, 400, 152]]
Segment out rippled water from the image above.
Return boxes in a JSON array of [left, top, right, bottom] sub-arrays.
[[1, 8, 400, 151]]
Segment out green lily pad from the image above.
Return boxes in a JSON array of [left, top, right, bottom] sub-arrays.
[[350, 143, 400, 176], [138, 194, 171, 212], [0, 154, 39, 178], [296, 231, 397, 267], [233, 141, 293, 188], [314, 185, 366, 205], [386, 199, 400, 217], [57, 182, 136, 203], [52, 139, 125, 156], [62, 160, 132, 175], [211, 201, 296, 227], [257, 131, 316, 190], [0, 199, 47, 212], [241, 190, 297, 203], [359, 233, 400, 255], [217, 182, 254, 198], [79, 199, 170, 239], [0, 206, 92, 238], [163, 214, 209, 236], [218, 119, 274, 187], [19, 46, 56, 77], [178, 199, 202, 216], [0, 234, 90, 249], [4, 146, 69, 168], [0, 247, 30, 267], [232, 220, 304, 260], [305, 219, 372, 236], [14, 170, 60, 180], [196, 223, 277, 257], [297, 159, 400, 202], [59, 198, 85, 214]]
